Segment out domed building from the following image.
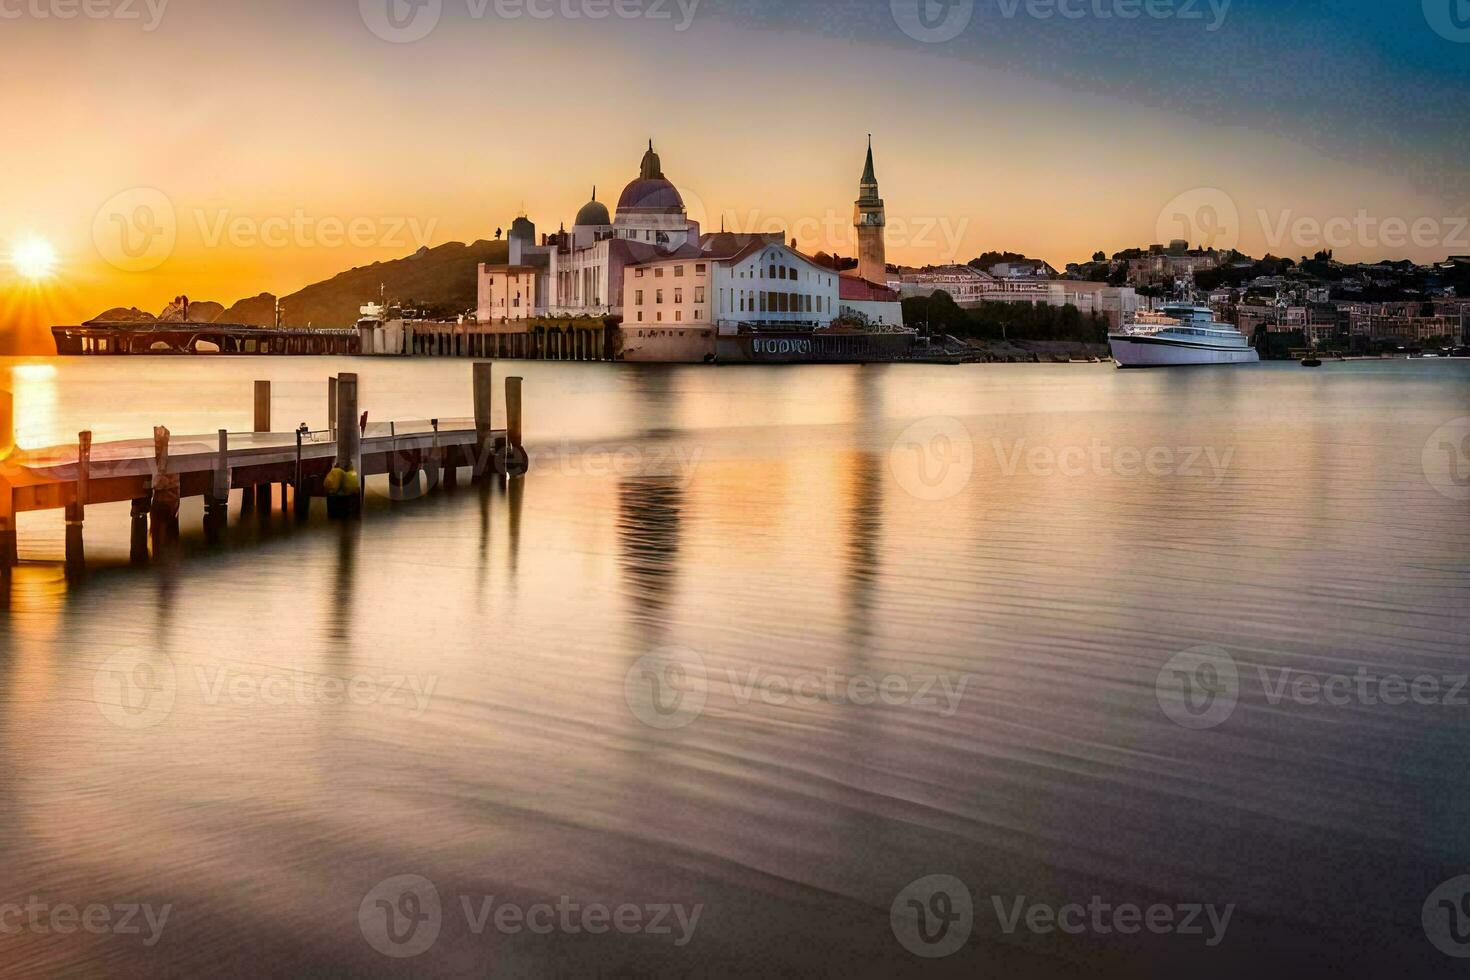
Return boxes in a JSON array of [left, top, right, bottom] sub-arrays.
[[570, 188, 612, 249], [475, 137, 907, 364], [612, 141, 699, 251]]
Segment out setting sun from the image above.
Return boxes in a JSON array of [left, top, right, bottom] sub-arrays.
[[11, 237, 57, 280]]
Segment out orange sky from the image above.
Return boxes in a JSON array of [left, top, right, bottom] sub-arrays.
[[2, 5, 1463, 353]]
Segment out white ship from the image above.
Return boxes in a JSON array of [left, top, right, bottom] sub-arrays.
[[1109, 305, 1260, 368]]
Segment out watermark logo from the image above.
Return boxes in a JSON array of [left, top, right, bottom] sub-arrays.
[[1424, 876, 1470, 957], [624, 646, 708, 730], [1424, 0, 1470, 42], [891, 0, 974, 43], [359, 875, 443, 959], [1423, 417, 1470, 501], [94, 648, 177, 730], [891, 417, 974, 502], [891, 874, 973, 958], [360, 0, 443, 42], [1156, 188, 1240, 251], [93, 188, 176, 273], [1155, 645, 1239, 731]]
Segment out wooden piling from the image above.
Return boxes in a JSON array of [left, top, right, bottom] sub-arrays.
[[0, 391, 13, 569], [65, 431, 92, 576], [254, 380, 271, 506], [328, 373, 361, 517], [504, 376, 528, 474], [0, 486, 14, 571], [473, 363, 494, 479], [130, 495, 150, 565], [253, 381, 271, 432], [507, 377, 524, 453], [150, 426, 181, 548], [328, 376, 340, 437]]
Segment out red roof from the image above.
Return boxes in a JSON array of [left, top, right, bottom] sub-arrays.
[[839, 274, 899, 302]]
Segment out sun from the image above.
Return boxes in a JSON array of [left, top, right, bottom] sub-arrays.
[[11, 237, 58, 280]]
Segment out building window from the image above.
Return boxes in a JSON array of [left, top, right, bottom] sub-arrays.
[[696, 264, 706, 273], [635, 268, 645, 278], [769, 265, 777, 279], [675, 310, 683, 322], [656, 289, 664, 303], [657, 312, 663, 322], [695, 309, 702, 320], [694, 286, 705, 303], [674, 265, 684, 277], [655, 267, 664, 278], [637, 312, 644, 322], [636, 290, 644, 305], [674, 288, 683, 304]]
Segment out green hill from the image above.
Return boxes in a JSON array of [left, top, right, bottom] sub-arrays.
[[93, 239, 510, 328]]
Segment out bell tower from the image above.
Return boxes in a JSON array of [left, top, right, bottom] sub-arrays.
[[854, 135, 887, 286]]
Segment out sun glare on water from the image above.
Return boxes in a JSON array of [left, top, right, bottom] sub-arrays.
[[11, 237, 58, 280]]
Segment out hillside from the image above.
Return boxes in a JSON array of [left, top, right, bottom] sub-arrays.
[[90, 239, 510, 328], [267, 239, 510, 327]]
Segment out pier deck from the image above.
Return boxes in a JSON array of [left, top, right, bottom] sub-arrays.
[[0, 365, 528, 575]]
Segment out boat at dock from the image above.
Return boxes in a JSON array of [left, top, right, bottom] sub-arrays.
[[1109, 305, 1259, 368]]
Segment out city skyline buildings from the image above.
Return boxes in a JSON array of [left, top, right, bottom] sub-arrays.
[[1, 0, 1466, 353]]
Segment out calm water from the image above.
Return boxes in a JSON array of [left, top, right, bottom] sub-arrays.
[[1, 357, 1468, 978]]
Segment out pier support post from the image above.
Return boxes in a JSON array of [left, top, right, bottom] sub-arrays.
[[327, 373, 361, 518], [150, 426, 181, 552], [65, 431, 92, 578], [130, 494, 151, 565], [0, 391, 15, 571], [206, 429, 229, 539], [254, 381, 271, 432], [0, 487, 13, 572], [328, 376, 340, 437], [473, 362, 494, 480], [254, 380, 271, 507], [502, 376, 528, 475]]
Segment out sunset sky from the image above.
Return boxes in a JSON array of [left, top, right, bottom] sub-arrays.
[[2, 0, 1467, 351]]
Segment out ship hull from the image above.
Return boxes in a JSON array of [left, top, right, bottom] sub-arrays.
[[1109, 335, 1261, 368]]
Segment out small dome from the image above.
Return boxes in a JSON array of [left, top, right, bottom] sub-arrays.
[[575, 187, 610, 227], [509, 215, 535, 240]]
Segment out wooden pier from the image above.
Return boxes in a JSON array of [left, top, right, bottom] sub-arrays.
[[52, 322, 361, 356], [0, 364, 528, 577]]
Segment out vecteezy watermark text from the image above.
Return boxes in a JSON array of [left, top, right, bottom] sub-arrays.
[[891, 0, 1230, 43], [992, 438, 1235, 485], [890, 874, 1234, 959], [359, 0, 701, 44], [1157, 645, 1470, 731], [358, 875, 702, 959], [622, 647, 975, 730], [991, 895, 1234, 946], [0, 0, 168, 30], [0, 898, 171, 947]]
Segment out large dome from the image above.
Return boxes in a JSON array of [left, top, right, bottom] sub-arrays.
[[616, 140, 685, 216], [617, 178, 685, 215]]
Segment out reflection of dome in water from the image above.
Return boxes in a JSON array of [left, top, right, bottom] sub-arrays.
[[575, 188, 610, 227], [617, 141, 685, 216]]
